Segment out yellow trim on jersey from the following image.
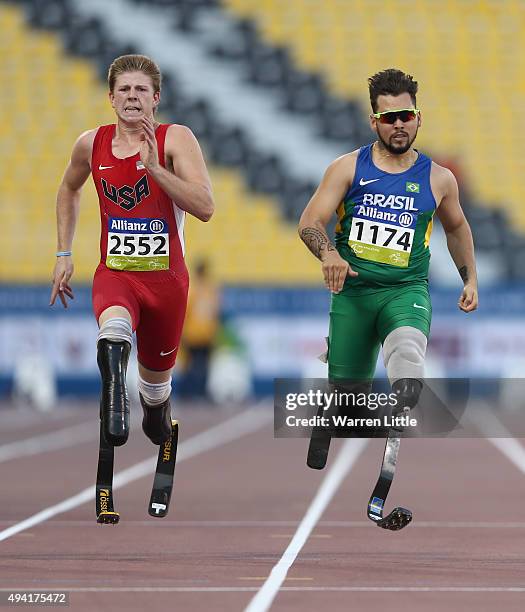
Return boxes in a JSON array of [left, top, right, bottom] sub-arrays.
[[335, 201, 345, 233], [424, 217, 433, 248]]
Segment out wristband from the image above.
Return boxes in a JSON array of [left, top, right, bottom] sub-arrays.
[[56, 251, 72, 257]]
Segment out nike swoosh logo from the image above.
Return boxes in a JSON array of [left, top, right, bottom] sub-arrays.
[[359, 178, 380, 186], [160, 347, 177, 357], [413, 303, 429, 311], [99, 164, 114, 170]]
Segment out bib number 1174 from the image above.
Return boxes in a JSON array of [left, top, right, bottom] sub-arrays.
[[348, 218, 414, 267], [352, 221, 412, 251]]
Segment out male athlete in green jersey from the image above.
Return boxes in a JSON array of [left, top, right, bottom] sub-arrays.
[[299, 68, 477, 429]]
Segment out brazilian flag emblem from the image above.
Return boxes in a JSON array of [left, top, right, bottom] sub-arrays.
[[406, 182, 420, 193]]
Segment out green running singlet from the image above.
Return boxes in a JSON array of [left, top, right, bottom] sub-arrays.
[[328, 144, 436, 381]]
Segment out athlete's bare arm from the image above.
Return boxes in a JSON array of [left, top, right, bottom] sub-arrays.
[[50, 129, 96, 308], [432, 163, 478, 313], [140, 117, 214, 222], [299, 153, 359, 293]]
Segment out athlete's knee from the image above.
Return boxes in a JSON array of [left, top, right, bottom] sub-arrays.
[[138, 375, 171, 406], [98, 305, 132, 327], [138, 362, 173, 385], [97, 317, 133, 347], [383, 326, 426, 381]]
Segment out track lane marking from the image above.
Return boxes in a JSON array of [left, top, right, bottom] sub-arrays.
[[269, 534, 332, 538], [475, 403, 525, 475], [244, 438, 367, 612], [0, 413, 144, 464], [239, 577, 313, 581], [488, 436, 525, 474], [0, 407, 271, 543], [0, 421, 97, 463]]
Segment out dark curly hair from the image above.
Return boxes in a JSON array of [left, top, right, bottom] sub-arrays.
[[368, 69, 418, 112]]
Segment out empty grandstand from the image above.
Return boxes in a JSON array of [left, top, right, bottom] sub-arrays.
[[1, 0, 525, 395]]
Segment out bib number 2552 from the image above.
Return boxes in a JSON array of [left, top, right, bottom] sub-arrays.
[[106, 217, 169, 271]]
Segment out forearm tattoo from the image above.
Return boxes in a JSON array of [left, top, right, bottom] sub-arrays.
[[300, 227, 336, 260], [458, 265, 468, 283]]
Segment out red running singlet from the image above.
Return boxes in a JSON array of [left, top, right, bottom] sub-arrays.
[[91, 123, 189, 371]]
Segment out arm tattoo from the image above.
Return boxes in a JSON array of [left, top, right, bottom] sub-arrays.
[[300, 227, 336, 260], [458, 265, 468, 283]]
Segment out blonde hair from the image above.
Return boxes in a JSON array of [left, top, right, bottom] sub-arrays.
[[108, 54, 162, 93]]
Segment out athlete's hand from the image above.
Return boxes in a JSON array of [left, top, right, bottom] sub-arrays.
[[50, 256, 74, 308], [140, 116, 159, 171], [321, 249, 358, 293], [458, 282, 478, 313]]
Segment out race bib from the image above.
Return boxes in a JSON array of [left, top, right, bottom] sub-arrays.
[[348, 209, 416, 268], [106, 217, 169, 271]]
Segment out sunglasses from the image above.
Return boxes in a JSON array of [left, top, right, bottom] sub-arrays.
[[372, 108, 420, 124]]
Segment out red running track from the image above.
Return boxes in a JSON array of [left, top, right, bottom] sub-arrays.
[[0, 401, 524, 612]]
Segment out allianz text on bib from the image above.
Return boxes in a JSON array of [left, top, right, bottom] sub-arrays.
[[106, 217, 169, 271]]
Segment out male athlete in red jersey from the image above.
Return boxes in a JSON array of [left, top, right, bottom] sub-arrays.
[[50, 55, 214, 447]]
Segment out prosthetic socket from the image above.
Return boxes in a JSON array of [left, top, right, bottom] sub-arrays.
[[97, 339, 131, 447], [139, 393, 172, 446]]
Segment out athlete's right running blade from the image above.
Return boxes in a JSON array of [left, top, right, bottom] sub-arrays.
[[376, 507, 412, 530], [96, 422, 120, 525]]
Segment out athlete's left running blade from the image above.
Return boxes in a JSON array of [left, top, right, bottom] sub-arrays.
[[307, 401, 331, 470], [367, 431, 412, 531], [148, 420, 178, 518]]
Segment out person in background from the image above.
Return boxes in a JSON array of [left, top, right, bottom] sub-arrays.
[[180, 259, 221, 400]]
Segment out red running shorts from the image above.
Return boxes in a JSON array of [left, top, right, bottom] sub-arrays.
[[92, 264, 189, 371]]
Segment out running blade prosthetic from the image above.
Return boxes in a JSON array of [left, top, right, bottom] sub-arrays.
[[307, 402, 331, 470], [367, 430, 412, 531], [148, 419, 179, 518], [96, 422, 120, 525]]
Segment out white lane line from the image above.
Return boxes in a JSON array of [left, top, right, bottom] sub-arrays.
[[488, 437, 525, 475], [0, 422, 97, 463], [0, 587, 523, 593], [0, 412, 144, 464], [0, 407, 271, 543], [475, 403, 525, 475], [244, 438, 367, 612]]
